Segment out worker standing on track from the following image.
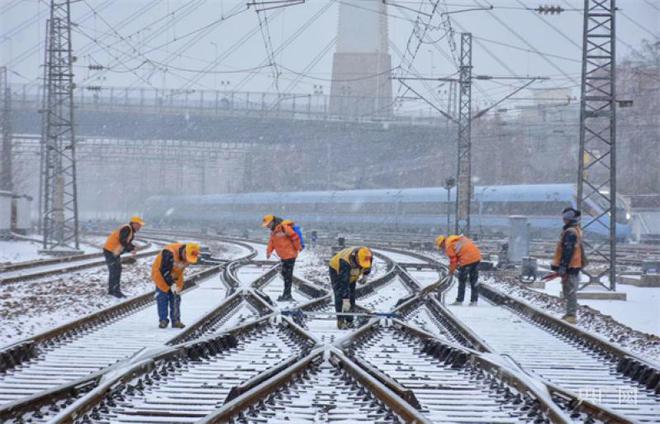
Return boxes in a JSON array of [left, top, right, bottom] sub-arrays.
[[262, 215, 303, 302], [151, 242, 200, 329], [103, 216, 144, 298], [329, 246, 373, 329], [551, 207, 586, 324], [436, 235, 482, 306]]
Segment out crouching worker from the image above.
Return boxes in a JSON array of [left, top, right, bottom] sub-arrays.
[[329, 246, 372, 329], [436, 235, 482, 305], [103, 216, 144, 298], [262, 215, 303, 301], [551, 207, 585, 324], [151, 242, 200, 329]]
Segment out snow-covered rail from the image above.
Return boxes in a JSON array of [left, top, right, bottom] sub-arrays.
[[0, 239, 159, 285], [59, 318, 316, 424], [0, 238, 259, 422], [2, 235, 658, 423]]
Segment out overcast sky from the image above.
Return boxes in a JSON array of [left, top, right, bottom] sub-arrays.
[[1, 0, 658, 112]]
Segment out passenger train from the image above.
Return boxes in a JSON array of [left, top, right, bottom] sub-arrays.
[[143, 184, 632, 239]]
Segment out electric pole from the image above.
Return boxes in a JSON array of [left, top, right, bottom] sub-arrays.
[[456, 33, 473, 235], [577, 0, 617, 291], [40, 0, 81, 253], [0, 67, 12, 193]]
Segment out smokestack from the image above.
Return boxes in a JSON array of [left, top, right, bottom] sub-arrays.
[[329, 1, 393, 118]]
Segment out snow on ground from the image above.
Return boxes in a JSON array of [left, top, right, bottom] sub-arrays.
[[533, 280, 660, 337], [0, 237, 100, 265], [0, 257, 155, 346], [295, 247, 330, 286], [0, 240, 244, 347], [485, 275, 660, 363], [416, 248, 660, 361], [293, 247, 389, 289]]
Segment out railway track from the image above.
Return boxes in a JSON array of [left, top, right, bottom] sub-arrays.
[[1, 234, 657, 423], [0, 240, 159, 285], [439, 282, 660, 422], [0, 238, 260, 422]]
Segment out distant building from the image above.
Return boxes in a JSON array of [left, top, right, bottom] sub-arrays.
[[329, 0, 392, 118]]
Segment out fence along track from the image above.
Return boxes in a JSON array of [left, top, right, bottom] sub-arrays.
[[0, 239, 258, 422]]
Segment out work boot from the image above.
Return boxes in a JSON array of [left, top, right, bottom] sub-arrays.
[[158, 320, 168, 329], [469, 301, 478, 306], [172, 321, 186, 329], [561, 314, 577, 324], [450, 300, 463, 306], [277, 293, 293, 302], [109, 290, 126, 298], [337, 320, 347, 330]]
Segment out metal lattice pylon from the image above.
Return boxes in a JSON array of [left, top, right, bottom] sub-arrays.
[[577, 0, 617, 290], [455, 33, 473, 235], [0, 67, 12, 192], [41, 0, 80, 252]]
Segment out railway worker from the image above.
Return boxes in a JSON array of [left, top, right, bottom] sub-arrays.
[[329, 246, 373, 329], [103, 216, 144, 298], [436, 235, 482, 306], [151, 242, 201, 329], [551, 207, 586, 324], [262, 215, 303, 301]]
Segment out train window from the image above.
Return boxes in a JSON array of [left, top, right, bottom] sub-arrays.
[[479, 201, 570, 216], [399, 202, 447, 214]]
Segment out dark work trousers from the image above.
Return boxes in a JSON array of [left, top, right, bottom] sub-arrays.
[[329, 267, 356, 325], [281, 258, 296, 297], [561, 273, 579, 316], [456, 261, 480, 302], [103, 249, 122, 293], [156, 288, 181, 323]]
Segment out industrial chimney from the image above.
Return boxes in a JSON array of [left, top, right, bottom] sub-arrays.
[[329, 1, 393, 118]]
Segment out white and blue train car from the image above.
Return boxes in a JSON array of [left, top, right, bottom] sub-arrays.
[[144, 183, 631, 239]]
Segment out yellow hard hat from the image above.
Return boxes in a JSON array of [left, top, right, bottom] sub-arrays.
[[130, 216, 145, 226], [356, 247, 373, 269], [435, 235, 446, 249], [262, 214, 275, 228], [185, 242, 201, 264]]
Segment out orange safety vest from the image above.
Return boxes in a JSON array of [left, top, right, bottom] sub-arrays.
[[552, 226, 583, 269], [329, 247, 365, 284], [104, 224, 134, 256], [266, 222, 301, 260], [445, 235, 482, 272], [151, 243, 189, 292]]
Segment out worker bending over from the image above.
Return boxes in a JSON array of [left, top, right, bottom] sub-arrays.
[[151, 242, 200, 329], [436, 235, 482, 305], [262, 215, 303, 301], [551, 207, 586, 324], [103, 216, 144, 298], [329, 246, 373, 329]]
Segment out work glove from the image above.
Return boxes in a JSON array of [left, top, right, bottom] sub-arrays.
[[171, 285, 179, 295], [557, 266, 567, 276], [341, 298, 351, 313]]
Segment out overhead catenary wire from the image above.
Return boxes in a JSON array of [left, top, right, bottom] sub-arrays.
[[232, 0, 335, 92], [255, 7, 282, 93], [81, 0, 210, 85], [472, 0, 578, 85], [130, 2, 248, 87]]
